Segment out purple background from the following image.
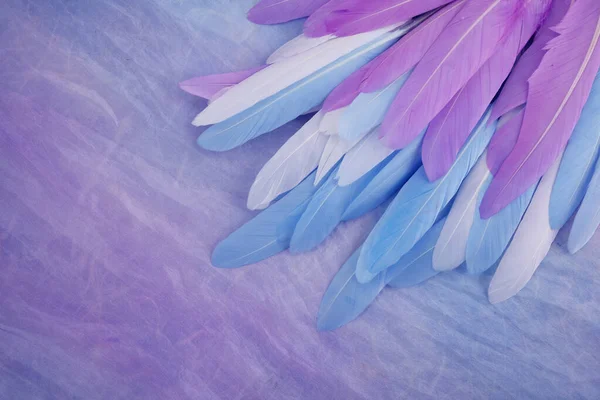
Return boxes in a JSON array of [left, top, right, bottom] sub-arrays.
[[1, 1, 599, 399]]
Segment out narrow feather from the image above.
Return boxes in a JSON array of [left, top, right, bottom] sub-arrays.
[[568, 155, 600, 253], [195, 26, 396, 126], [380, 0, 524, 148], [550, 71, 600, 229], [248, 113, 328, 210], [179, 66, 265, 100], [482, 1, 600, 218], [305, 0, 455, 38], [248, 0, 330, 25], [336, 129, 395, 187], [433, 155, 491, 271], [290, 164, 383, 253], [486, 107, 525, 176], [196, 30, 401, 151], [315, 135, 360, 185], [316, 218, 446, 331], [212, 172, 321, 268], [488, 158, 562, 304], [342, 134, 423, 221], [357, 113, 496, 283], [267, 34, 334, 64]]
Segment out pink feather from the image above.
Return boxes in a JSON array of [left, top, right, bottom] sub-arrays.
[[304, 0, 455, 38], [380, 0, 525, 149], [322, 67, 369, 113], [481, 0, 600, 218], [178, 66, 265, 100], [486, 108, 525, 176], [247, 0, 330, 25]]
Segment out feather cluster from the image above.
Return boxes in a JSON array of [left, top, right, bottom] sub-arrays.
[[181, 0, 600, 330]]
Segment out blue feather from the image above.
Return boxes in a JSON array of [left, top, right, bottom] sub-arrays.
[[290, 163, 384, 253], [316, 218, 446, 331], [568, 155, 600, 254], [342, 134, 423, 221], [356, 111, 496, 283], [549, 72, 600, 229], [337, 73, 409, 142], [197, 32, 402, 152], [212, 172, 322, 268], [466, 177, 537, 274]]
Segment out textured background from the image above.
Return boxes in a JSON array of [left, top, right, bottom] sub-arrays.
[[1, 1, 599, 399]]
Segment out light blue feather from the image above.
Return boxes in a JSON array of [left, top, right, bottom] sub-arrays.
[[197, 32, 401, 151], [549, 72, 600, 229], [212, 172, 322, 268], [338, 73, 409, 141], [342, 133, 423, 221], [356, 112, 497, 283], [290, 162, 384, 253], [466, 177, 537, 274], [316, 218, 446, 331], [568, 155, 600, 254]]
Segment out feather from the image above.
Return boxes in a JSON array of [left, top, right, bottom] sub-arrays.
[[380, 0, 525, 149], [304, 0, 455, 38], [486, 107, 525, 176], [336, 129, 396, 187], [481, 0, 600, 218], [338, 73, 409, 141], [319, 108, 346, 134], [194, 26, 398, 126], [487, 157, 562, 304], [342, 134, 422, 221], [196, 30, 402, 151], [356, 112, 495, 283], [290, 165, 383, 253], [212, 172, 321, 268], [315, 135, 360, 185], [248, 113, 328, 211], [549, 72, 600, 229], [267, 34, 334, 64], [433, 155, 491, 271], [179, 66, 265, 100], [568, 155, 600, 254], [247, 0, 330, 25], [316, 218, 446, 331]]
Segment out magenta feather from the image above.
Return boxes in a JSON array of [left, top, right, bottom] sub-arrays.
[[486, 108, 525, 176], [481, 0, 600, 218], [304, 0, 455, 38], [322, 66, 369, 113], [380, 0, 525, 149], [247, 0, 330, 25], [179, 66, 265, 100]]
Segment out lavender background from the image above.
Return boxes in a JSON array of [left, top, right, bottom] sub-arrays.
[[1, 0, 599, 399]]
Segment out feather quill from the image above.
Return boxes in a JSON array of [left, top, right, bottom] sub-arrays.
[[568, 155, 600, 253], [481, 0, 600, 218], [248, 0, 330, 25]]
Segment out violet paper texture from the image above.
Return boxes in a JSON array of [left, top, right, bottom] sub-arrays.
[[0, 1, 599, 399]]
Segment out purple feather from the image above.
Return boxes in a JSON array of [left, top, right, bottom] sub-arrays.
[[179, 66, 265, 100], [380, 0, 525, 149], [247, 0, 330, 25], [486, 109, 525, 176], [481, 0, 600, 218]]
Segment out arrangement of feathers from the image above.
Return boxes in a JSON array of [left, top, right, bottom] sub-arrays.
[[181, 0, 600, 330]]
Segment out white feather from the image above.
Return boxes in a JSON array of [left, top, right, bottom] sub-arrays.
[[247, 113, 328, 210], [194, 25, 405, 126], [319, 107, 347, 135], [336, 129, 394, 186], [315, 135, 361, 185], [488, 157, 562, 304], [433, 155, 491, 271], [267, 34, 334, 64]]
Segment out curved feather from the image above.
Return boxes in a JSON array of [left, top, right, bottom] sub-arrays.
[[481, 1, 600, 218], [433, 155, 491, 272], [568, 155, 600, 254], [194, 26, 397, 126], [487, 158, 562, 304], [380, 0, 524, 149], [290, 164, 383, 253], [267, 34, 334, 64], [179, 66, 265, 100], [336, 129, 395, 187], [316, 218, 446, 331], [248, 113, 328, 210], [549, 71, 600, 229], [357, 112, 496, 283], [486, 107, 525, 176], [315, 135, 360, 185], [342, 134, 423, 221], [212, 172, 321, 268], [247, 0, 330, 25], [196, 30, 401, 151]]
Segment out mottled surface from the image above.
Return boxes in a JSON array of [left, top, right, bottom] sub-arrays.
[[1, 1, 599, 399]]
